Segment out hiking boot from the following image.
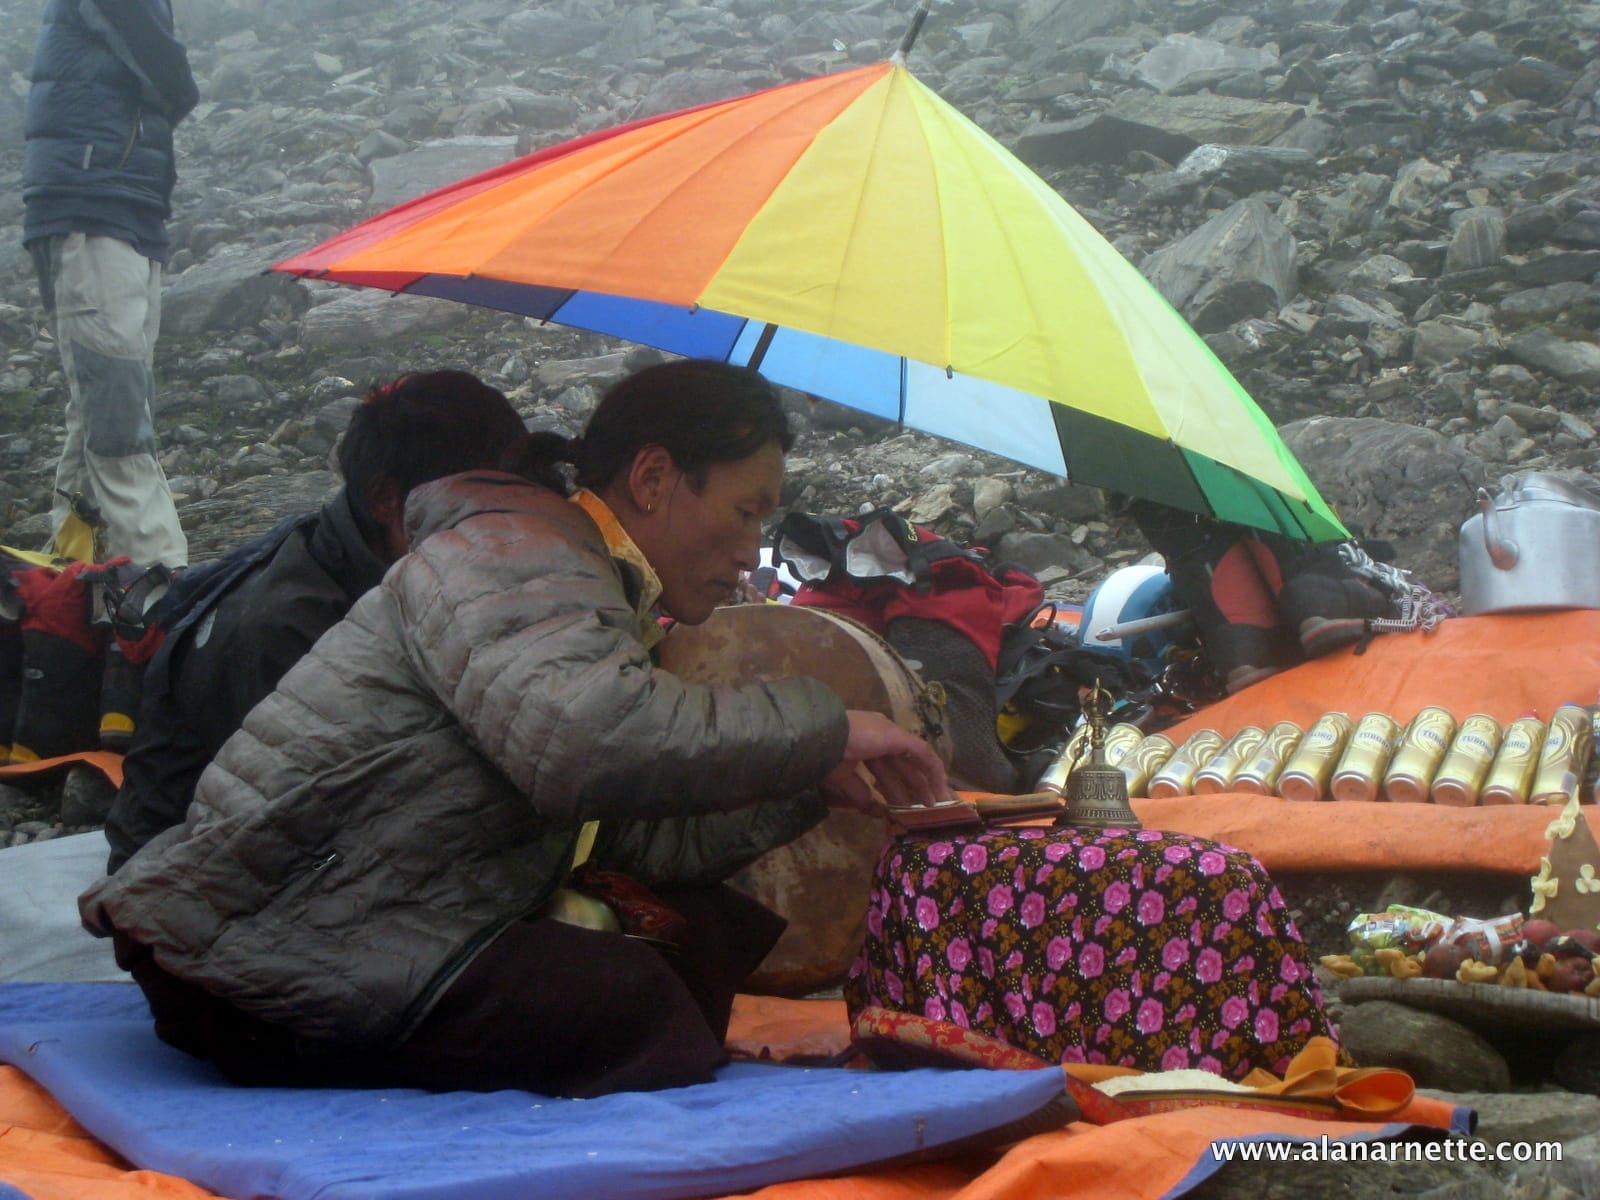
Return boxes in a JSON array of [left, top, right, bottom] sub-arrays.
[[1278, 573, 1394, 659], [1202, 623, 1296, 695]]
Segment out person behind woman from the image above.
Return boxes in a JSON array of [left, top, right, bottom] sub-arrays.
[[103, 370, 530, 873], [81, 359, 947, 1098]]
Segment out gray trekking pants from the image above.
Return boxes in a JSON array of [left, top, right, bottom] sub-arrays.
[[32, 233, 188, 568]]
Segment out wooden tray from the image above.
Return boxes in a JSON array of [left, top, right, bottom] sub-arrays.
[[1339, 974, 1600, 1035]]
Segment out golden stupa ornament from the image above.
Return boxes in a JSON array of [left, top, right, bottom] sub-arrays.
[[1056, 683, 1143, 832]]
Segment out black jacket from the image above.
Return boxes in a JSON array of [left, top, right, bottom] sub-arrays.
[[104, 488, 387, 872], [22, 0, 198, 259]]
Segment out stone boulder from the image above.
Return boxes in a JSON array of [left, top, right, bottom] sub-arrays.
[[1280, 416, 1487, 596], [1141, 198, 1297, 328]]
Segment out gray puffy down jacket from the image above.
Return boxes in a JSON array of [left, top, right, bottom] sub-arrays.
[[82, 472, 847, 1048]]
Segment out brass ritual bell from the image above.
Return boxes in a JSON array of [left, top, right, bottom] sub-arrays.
[[1054, 683, 1143, 832]]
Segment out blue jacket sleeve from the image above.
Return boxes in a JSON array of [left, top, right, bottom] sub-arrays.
[[80, 0, 199, 122]]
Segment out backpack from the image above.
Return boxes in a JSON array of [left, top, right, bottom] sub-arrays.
[[992, 604, 1160, 789]]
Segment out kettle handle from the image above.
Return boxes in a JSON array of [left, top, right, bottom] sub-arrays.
[[1477, 487, 1519, 570]]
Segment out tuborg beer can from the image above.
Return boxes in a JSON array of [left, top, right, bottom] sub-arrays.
[[1331, 712, 1402, 803], [1277, 711, 1353, 803], [1193, 726, 1265, 794], [1430, 713, 1502, 807], [1383, 707, 1457, 803], [1480, 715, 1546, 806], [1120, 732, 1176, 798], [1233, 721, 1304, 795], [1147, 729, 1225, 798], [1037, 723, 1092, 796], [1530, 704, 1595, 805], [1102, 723, 1146, 768]]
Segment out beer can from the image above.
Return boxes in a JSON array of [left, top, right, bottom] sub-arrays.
[[1037, 723, 1092, 796], [1383, 706, 1457, 803], [1120, 732, 1176, 798], [1233, 720, 1304, 795], [1147, 729, 1225, 798], [1331, 712, 1402, 803], [1192, 726, 1265, 794], [1530, 704, 1595, 805], [1102, 723, 1146, 768], [1430, 713, 1502, 807], [1481, 716, 1546, 806], [1277, 711, 1353, 803]]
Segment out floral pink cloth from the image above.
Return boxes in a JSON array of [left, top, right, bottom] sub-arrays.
[[845, 827, 1333, 1078]]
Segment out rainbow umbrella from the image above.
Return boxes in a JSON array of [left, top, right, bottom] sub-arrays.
[[275, 55, 1346, 541]]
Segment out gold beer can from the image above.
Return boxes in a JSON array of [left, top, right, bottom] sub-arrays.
[[1277, 711, 1353, 803], [1430, 713, 1502, 807], [1120, 732, 1176, 798], [1382, 706, 1458, 803], [1481, 716, 1546, 806], [1530, 704, 1595, 805], [1037, 723, 1092, 796], [1193, 726, 1265, 794], [1233, 720, 1304, 795], [1331, 712, 1402, 803], [1147, 729, 1226, 798], [1102, 723, 1146, 768]]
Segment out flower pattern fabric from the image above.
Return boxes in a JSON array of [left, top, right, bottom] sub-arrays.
[[845, 828, 1332, 1079]]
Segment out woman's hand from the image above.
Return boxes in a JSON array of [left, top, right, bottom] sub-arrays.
[[822, 710, 950, 816]]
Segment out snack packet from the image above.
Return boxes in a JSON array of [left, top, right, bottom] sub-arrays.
[[1346, 905, 1451, 975], [1442, 912, 1524, 967]]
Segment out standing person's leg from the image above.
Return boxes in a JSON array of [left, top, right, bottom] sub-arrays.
[[33, 236, 90, 553], [46, 234, 187, 568]]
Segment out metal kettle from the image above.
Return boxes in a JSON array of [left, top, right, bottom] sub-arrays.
[[1459, 471, 1600, 615]]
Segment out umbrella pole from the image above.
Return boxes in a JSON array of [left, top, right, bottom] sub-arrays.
[[892, 3, 931, 64]]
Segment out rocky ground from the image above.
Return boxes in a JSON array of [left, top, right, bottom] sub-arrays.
[[5, 0, 1600, 1191]]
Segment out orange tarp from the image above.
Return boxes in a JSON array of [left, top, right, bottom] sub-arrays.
[[1124, 610, 1600, 877], [0, 750, 124, 789]]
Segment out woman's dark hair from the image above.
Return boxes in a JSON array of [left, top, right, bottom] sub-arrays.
[[503, 360, 792, 496], [340, 370, 527, 524]]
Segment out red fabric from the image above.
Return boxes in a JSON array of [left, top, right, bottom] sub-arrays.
[[1211, 542, 1278, 627], [793, 558, 1042, 669], [11, 563, 101, 656]]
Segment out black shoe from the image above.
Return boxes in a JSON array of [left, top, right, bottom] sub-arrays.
[[1279, 574, 1393, 658]]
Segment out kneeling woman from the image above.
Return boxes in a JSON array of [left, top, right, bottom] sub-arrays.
[[82, 360, 947, 1098]]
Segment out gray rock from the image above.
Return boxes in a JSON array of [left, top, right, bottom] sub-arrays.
[[1507, 1130, 1600, 1200], [1413, 321, 1486, 369], [1507, 328, 1600, 389], [1109, 92, 1305, 147], [1444, 209, 1507, 275], [1142, 198, 1297, 320], [1339, 1001, 1511, 1093], [299, 291, 470, 349], [162, 243, 308, 339], [992, 530, 1100, 577], [1497, 282, 1595, 321], [1280, 417, 1484, 594], [498, 11, 610, 59], [366, 137, 519, 212], [1019, 0, 1132, 44], [1016, 113, 1193, 169], [1442, 1089, 1600, 1147], [206, 375, 271, 408], [1133, 34, 1280, 94], [1173, 144, 1313, 192]]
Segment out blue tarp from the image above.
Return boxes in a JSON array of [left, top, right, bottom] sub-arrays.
[[0, 982, 1069, 1200]]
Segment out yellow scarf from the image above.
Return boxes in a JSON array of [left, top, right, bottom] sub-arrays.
[[563, 489, 666, 875], [570, 488, 664, 652]]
